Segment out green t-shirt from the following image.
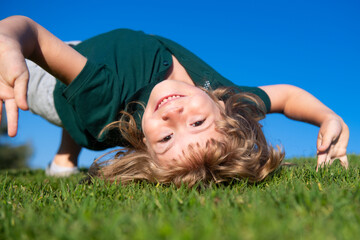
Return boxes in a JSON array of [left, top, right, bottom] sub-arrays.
[[54, 29, 270, 150]]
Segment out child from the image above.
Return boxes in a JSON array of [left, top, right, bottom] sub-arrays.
[[0, 16, 349, 186]]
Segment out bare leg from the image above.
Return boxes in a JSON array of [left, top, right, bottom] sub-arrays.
[[53, 128, 82, 167], [46, 128, 82, 176]]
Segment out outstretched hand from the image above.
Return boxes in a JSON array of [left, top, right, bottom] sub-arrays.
[[316, 116, 349, 171], [0, 15, 87, 137], [0, 33, 30, 137]]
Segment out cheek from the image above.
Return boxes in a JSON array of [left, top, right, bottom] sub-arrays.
[[142, 117, 152, 137], [142, 107, 153, 134], [142, 115, 160, 140], [189, 95, 215, 110]]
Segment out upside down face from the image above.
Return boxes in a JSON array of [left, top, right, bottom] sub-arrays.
[[142, 80, 225, 166]]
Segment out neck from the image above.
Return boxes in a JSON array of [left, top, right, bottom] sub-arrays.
[[165, 55, 194, 85]]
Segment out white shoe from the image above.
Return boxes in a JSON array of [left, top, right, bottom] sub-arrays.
[[45, 161, 79, 177]]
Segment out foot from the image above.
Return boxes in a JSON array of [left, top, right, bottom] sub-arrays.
[[45, 161, 79, 177], [46, 128, 82, 177]]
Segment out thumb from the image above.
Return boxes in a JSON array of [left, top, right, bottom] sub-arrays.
[[13, 70, 29, 111], [317, 132, 334, 153]]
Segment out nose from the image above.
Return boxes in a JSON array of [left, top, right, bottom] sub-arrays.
[[161, 106, 184, 121]]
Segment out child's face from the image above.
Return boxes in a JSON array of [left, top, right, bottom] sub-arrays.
[[142, 80, 224, 166]]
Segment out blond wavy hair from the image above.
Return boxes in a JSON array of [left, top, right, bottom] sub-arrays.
[[87, 87, 284, 187]]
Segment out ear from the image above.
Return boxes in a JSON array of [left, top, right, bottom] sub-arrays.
[[143, 137, 147, 144]]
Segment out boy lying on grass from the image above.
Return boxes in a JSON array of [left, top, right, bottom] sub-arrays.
[[0, 16, 349, 186]]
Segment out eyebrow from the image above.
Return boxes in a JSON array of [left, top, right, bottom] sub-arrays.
[[157, 120, 214, 155]]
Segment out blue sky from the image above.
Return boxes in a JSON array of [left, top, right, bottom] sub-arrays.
[[1, 0, 359, 168]]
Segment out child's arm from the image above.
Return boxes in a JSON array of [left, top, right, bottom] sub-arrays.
[[259, 84, 349, 170], [0, 15, 86, 136]]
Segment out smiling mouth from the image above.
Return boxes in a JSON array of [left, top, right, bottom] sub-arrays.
[[155, 94, 185, 112]]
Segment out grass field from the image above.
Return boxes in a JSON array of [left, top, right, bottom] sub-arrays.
[[1, 155, 360, 240]]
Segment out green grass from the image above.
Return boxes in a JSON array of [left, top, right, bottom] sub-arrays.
[[1, 155, 360, 240]]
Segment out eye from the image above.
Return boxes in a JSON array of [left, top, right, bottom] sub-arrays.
[[191, 119, 205, 127], [159, 134, 173, 143]]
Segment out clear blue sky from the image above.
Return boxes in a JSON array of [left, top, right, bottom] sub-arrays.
[[1, 0, 359, 168]]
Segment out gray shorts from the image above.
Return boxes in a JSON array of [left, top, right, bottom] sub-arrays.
[[26, 59, 63, 126], [26, 41, 81, 127]]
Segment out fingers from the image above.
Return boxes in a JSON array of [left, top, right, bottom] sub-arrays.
[[0, 69, 27, 137], [316, 152, 327, 171], [316, 149, 332, 171], [317, 150, 348, 171], [316, 117, 349, 171], [317, 137, 347, 171], [317, 132, 335, 153], [0, 44, 30, 110], [316, 132, 332, 171], [13, 70, 29, 110], [317, 119, 343, 152], [4, 99, 18, 137], [338, 155, 349, 169]]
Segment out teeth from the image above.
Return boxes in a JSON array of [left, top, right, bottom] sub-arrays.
[[158, 95, 181, 109]]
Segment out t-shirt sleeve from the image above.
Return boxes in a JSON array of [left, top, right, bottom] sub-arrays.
[[233, 86, 271, 113], [60, 60, 125, 145], [211, 76, 271, 113]]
